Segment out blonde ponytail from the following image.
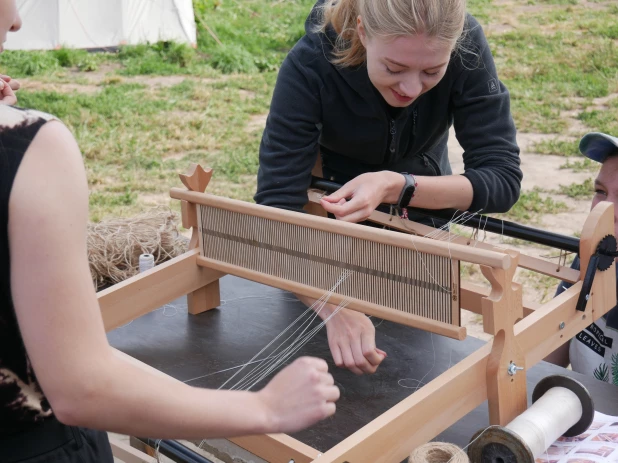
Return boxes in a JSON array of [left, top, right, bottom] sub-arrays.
[[316, 0, 467, 68]]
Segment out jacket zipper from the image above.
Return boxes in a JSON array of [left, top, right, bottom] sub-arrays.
[[422, 153, 440, 175], [388, 106, 417, 155]]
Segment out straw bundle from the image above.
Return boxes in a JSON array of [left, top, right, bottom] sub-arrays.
[[88, 208, 188, 291]]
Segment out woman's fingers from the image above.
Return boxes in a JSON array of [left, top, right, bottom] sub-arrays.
[[361, 331, 385, 367], [339, 343, 364, 375], [321, 195, 373, 221], [321, 181, 356, 204], [0, 79, 17, 105], [0, 75, 20, 91]]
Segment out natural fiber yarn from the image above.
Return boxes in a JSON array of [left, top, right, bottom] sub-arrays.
[[409, 442, 469, 463], [87, 207, 188, 290]]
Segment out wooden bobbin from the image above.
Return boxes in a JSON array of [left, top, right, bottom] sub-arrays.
[[467, 375, 594, 463]]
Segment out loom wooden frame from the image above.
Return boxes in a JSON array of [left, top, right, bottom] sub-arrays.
[[98, 164, 616, 463]]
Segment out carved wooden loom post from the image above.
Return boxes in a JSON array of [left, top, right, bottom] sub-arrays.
[[481, 250, 527, 426], [579, 201, 616, 320], [179, 163, 221, 315]]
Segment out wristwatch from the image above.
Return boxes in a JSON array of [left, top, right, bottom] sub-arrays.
[[396, 173, 417, 209]]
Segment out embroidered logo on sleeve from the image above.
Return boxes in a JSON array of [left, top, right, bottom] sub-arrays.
[[487, 78, 498, 94]]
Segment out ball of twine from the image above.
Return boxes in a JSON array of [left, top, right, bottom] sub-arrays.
[[409, 442, 469, 463], [87, 207, 188, 291]]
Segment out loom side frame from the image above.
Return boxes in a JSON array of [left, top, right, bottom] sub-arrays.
[[98, 164, 616, 463]]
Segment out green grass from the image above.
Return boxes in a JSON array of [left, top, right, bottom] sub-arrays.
[[493, 189, 569, 224], [193, 0, 313, 72], [488, 1, 618, 133], [532, 138, 581, 157], [558, 177, 595, 199], [560, 158, 600, 172], [16, 71, 273, 219], [0, 0, 314, 77], [467, 0, 494, 24], [579, 108, 618, 135], [528, 0, 578, 4]]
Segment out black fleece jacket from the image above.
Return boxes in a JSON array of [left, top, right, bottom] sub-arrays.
[[255, 3, 522, 214]]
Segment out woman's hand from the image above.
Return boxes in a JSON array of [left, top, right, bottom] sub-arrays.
[[0, 74, 21, 91], [257, 357, 340, 434], [322, 304, 387, 375], [295, 295, 387, 375], [0, 75, 18, 105], [320, 171, 405, 223]]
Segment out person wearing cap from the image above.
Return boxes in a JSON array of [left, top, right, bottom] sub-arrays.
[[546, 132, 618, 385]]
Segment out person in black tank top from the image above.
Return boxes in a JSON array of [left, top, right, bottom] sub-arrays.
[[0, 2, 340, 461]]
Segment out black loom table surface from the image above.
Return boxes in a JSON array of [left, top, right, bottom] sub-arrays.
[[107, 276, 618, 454]]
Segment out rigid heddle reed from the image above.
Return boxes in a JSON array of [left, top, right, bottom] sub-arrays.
[[170, 188, 512, 338], [198, 204, 459, 324]]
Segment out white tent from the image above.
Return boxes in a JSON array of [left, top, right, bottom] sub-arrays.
[[4, 0, 197, 51]]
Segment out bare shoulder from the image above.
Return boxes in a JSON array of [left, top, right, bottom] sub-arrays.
[[23, 116, 84, 171], [11, 115, 87, 204], [9, 114, 89, 244]]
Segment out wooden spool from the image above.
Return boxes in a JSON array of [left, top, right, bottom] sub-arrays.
[[467, 375, 595, 463]]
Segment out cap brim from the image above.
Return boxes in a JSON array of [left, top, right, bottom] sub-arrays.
[[579, 132, 618, 163]]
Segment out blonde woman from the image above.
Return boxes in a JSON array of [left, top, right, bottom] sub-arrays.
[[255, 0, 522, 375], [0, 1, 339, 461]]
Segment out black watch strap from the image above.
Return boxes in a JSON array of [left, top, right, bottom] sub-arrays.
[[397, 173, 416, 209]]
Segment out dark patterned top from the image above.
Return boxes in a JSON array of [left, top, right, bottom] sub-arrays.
[[0, 105, 56, 433]]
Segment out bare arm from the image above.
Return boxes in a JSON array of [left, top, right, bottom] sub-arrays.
[[9, 120, 338, 439], [383, 172, 474, 211]]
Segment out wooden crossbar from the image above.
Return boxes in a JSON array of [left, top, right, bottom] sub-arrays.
[[170, 188, 511, 270], [98, 249, 224, 331]]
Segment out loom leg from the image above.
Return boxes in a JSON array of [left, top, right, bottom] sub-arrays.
[[188, 279, 221, 315]]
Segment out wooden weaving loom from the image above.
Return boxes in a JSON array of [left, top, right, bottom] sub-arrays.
[[98, 163, 617, 463]]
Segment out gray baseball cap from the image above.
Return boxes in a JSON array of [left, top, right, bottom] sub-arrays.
[[579, 132, 618, 163]]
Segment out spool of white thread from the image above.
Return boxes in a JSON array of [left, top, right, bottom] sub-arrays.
[[505, 387, 582, 457], [139, 253, 155, 273], [467, 375, 594, 463]]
